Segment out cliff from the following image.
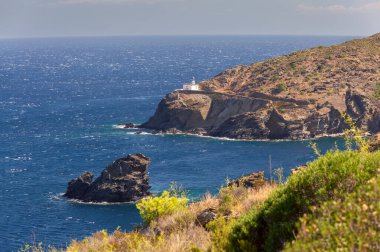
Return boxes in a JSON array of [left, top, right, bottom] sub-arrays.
[[142, 33, 380, 140]]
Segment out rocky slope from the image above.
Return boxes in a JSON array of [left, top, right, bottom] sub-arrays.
[[142, 33, 380, 140], [64, 154, 151, 202]]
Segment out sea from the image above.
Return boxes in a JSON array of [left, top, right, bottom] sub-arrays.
[[0, 35, 355, 251]]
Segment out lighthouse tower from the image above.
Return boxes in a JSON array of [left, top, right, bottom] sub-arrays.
[[183, 77, 200, 91]]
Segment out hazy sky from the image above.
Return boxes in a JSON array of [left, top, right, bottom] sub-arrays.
[[0, 0, 379, 38]]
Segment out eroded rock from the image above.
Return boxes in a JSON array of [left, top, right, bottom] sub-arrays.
[[64, 154, 151, 203]]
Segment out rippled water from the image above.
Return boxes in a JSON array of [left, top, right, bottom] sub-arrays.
[[0, 35, 354, 251]]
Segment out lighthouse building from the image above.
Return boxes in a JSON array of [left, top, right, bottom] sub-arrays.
[[183, 77, 200, 91]]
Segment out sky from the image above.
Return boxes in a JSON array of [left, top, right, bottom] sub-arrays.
[[0, 0, 379, 38]]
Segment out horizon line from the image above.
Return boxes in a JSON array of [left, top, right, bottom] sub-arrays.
[[0, 33, 366, 40]]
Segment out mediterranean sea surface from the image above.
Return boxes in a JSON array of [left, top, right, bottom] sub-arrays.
[[0, 35, 355, 251]]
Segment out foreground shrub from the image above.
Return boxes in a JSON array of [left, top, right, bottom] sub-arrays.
[[227, 150, 380, 252], [286, 171, 380, 251], [136, 190, 189, 224], [207, 217, 236, 252]]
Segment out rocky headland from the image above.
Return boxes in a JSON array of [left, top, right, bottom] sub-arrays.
[[141, 33, 380, 140], [64, 154, 151, 203]]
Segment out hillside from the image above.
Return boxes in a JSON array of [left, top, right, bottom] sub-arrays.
[[142, 33, 380, 140]]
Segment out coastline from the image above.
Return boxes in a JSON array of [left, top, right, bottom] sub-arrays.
[[114, 124, 347, 142]]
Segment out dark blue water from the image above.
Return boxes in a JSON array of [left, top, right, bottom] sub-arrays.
[[0, 36, 354, 251]]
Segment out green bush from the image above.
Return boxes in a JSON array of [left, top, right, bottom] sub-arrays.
[[375, 82, 380, 98], [136, 190, 189, 224], [289, 62, 296, 70], [207, 217, 236, 252], [227, 150, 380, 252], [277, 82, 288, 92], [270, 74, 279, 82], [287, 171, 380, 251], [300, 67, 308, 75]]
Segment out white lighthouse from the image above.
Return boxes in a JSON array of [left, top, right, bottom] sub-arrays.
[[183, 77, 200, 91]]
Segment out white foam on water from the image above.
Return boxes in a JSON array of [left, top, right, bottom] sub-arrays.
[[126, 131, 154, 135], [125, 130, 346, 143], [7, 168, 27, 173], [49, 192, 137, 205], [67, 198, 137, 205], [112, 124, 139, 130]]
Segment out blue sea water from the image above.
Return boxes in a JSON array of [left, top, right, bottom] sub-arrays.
[[0, 35, 355, 251]]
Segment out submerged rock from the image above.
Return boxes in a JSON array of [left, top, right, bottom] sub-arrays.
[[64, 153, 151, 203]]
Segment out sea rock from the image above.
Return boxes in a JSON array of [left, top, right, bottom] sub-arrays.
[[118, 123, 137, 129], [141, 34, 380, 140], [64, 171, 93, 199], [64, 153, 151, 203], [228, 171, 269, 189]]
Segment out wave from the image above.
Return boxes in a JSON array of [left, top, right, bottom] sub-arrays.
[[67, 199, 136, 205], [126, 131, 155, 136], [48, 192, 65, 201], [49, 192, 137, 205], [123, 130, 345, 142], [112, 124, 140, 130], [6, 168, 28, 173], [5, 155, 32, 161]]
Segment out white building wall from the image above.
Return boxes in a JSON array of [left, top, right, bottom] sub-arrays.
[[183, 84, 199, 90]]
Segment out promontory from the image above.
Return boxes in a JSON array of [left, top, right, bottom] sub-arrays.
[[141, 33, 380, 140]]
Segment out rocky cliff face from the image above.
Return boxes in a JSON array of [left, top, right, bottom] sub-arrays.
[[64, 154, 151, 203], [141, 34, 380, 140]]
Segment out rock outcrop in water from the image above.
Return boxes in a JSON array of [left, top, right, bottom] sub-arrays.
[[64, 154, 151, 203], [141, 33, 380, 140]]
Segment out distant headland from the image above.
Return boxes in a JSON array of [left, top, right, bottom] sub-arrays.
[[140, 33, 380, 140]]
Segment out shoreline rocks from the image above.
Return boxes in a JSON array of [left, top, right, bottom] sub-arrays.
[[64, 154, 151, 203]]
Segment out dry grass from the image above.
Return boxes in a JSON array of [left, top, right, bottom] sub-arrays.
[[154, 225, 211, 252], [232, 184, 277, 216], [23, 183, 277, 252], [151, 192, 220, 234]]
